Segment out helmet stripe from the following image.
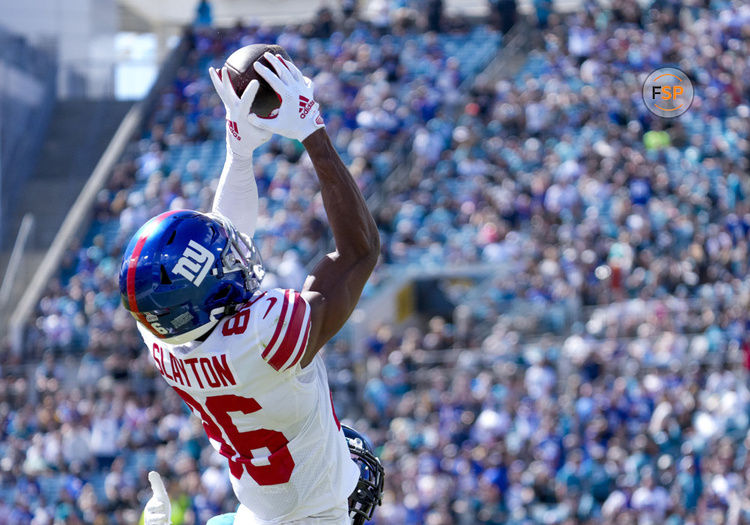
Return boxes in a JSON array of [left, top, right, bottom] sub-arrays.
[[127, 235, 150, 327], [126, 210, 181, 334]]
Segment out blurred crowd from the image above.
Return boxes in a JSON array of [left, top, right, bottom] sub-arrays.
[[359, 296, 750, 524], [2, 0, 750, 523], [375, 0, 749, 300], [360, 0, 750, 523], [0, 343, 237, 524]]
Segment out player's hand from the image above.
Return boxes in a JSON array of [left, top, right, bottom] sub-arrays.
[[144, 471, 171, 525], [248, 53, 325, 142], [209, 66, 272, 157]]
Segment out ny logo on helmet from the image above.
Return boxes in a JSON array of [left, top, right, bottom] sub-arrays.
[[172, 240, 215, 286]]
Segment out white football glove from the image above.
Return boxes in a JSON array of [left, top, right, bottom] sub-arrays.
[[144, 471, 171, 525], [209, 66, 272, 158], [248, 52, 325, 142]]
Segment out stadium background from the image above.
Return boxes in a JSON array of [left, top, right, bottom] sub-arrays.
[[0, 0, 749, 523]]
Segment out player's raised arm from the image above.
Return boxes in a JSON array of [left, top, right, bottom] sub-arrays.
[[208, 66, 270, 237], [298, 130, 379, 359], [249, 53, 380, 367]]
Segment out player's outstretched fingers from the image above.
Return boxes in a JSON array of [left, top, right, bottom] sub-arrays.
[[280, 55, 305, 82], [239, 79, 260, 115], [263, 52, 295, 84], [219, 67, 237, 98], [210, 66, 241, 107], [253, 60, 288, 95], [209, 66, 222, 94]]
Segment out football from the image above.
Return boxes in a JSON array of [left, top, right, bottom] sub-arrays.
[[225, 43, 291, 118]]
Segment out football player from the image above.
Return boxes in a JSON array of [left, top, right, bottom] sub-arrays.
[[143, 426, 384, 525], [122, 52, 382, 524]]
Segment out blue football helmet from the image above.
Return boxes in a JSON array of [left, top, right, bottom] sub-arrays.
[[119, 210, 264, 344], [343, 425, 385, 525]]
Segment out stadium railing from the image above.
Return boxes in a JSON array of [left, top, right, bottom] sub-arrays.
[[0, 213, 35, 312]]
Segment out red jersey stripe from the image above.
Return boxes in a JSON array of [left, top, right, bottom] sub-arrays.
[[267, 292, 308, 371], [284, 314, 310, 371], [262, 290, 291, 359], [329, 390, 341, 430]]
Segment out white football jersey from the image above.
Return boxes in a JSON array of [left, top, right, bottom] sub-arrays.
[[137, 288, 359, 523]]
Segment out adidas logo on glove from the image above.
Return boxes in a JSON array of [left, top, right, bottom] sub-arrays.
[[298, 96, 315, 119], [227, 120, 241, 140]]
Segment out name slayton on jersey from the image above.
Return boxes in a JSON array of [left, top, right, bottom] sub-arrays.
[[151, 342, 237, 388], [172, 240, 215, 286]]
